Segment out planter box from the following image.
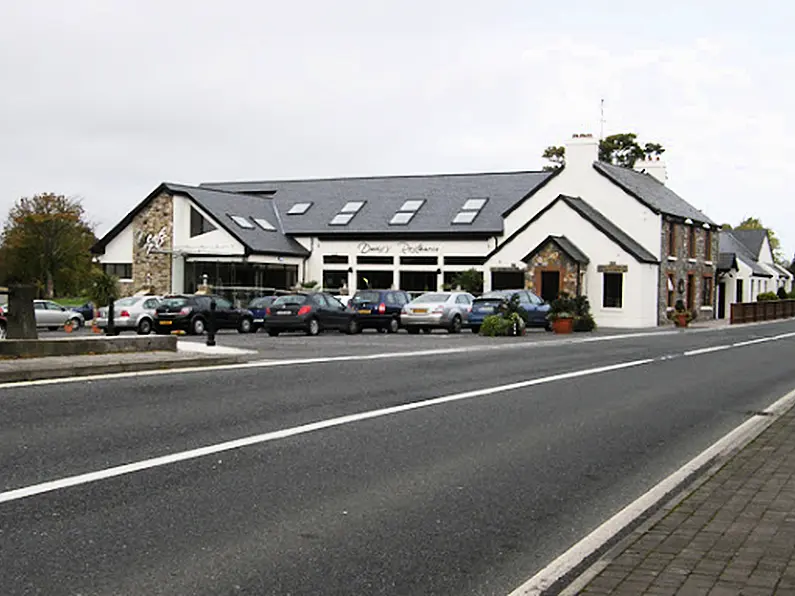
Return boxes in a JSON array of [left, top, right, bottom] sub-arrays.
[[551, 318, 574, 334]]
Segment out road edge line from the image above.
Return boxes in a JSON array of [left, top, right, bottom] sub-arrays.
[[508, 385, 795, 596]]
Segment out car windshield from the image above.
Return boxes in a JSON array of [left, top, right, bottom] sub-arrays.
[[160, 297, 189, 308], [249, 296, 275, 308], [413, 293, 449, 303], [352, 291, 380, 303], [272, 295, 307, 306]]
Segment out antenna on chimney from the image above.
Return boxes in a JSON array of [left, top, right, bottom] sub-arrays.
[[599, 98, 606, 140]]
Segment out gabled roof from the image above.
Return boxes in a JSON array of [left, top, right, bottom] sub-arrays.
[[91, 183, 309, 257], [718, 230, 773, 277], [522, 235, 589, 265], [488, 194, 658, 264], [716, 252, 738, 272], [729, 229, 767, 259], [201, 171, 553, 235], [593, 162, 716, 225]]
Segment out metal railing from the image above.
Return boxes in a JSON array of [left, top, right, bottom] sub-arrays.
[[730, 300, 795, 324]]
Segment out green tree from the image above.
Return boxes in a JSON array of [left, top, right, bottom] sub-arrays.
[[735, 217, 786, 265], [541, 133, 666, 170], [452, 268, 484, 294], [0, 193, 96, 298]]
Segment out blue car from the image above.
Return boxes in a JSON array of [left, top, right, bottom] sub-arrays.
[[71, 301, 95, 322], [467, 289, 551, 333], [349, 289, 412, 333], [247, 295, 280, 332]]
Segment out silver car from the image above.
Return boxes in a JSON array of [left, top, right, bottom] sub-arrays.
[[97, 295, 161, 335], [400, 291, 474, 334], [29, 300, 85, 330]]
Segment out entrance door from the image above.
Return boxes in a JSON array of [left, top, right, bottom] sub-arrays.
[[539, 270, 561, 303], [717, 282, 726, 319], [736, 279, 744, 303], [491, 270, 523, 290]]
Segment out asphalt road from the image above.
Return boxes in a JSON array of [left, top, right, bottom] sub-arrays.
[[2, 321, 795, 595]]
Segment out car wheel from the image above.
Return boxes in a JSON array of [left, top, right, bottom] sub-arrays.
[[137, 318, 152, 335], [191, 317, 206, 335], [0, 322, 6, 340], [449, 315, 462, 334], [545, 322, 553, 332], [345, 318, 360, 335], [377, 327, 387, 333], [267, 328, 280, 337], [306, 318, 320, 336], [238, 317, 253, 334], [387, 317, 399, 334], [407, 327, 420, 335], [70, 317, 82, 329], [421, 328, 431, 334], [470, 325, 480, 334]]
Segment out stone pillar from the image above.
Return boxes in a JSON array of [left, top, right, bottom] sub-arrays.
[[7, 284, 38, 339]]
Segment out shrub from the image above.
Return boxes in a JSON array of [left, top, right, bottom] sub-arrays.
[[757, 291, 779, 301], [547, 292, 577, 321], [301, 280, 319, 289], [790, 290, 795, 299], [452, 269, 484, 295], [87, 269, 119, 309], [777, 287, 788, 300], [572, 295, 596, 332], [479, 314, 515, 337]]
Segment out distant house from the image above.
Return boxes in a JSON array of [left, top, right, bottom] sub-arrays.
[[91, 134, 717, 328], [716, 229, 793, 316]]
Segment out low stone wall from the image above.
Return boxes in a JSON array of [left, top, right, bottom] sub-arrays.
[[0, 335, 178, 359]]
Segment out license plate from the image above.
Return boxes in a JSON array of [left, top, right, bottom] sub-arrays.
[[159, 320, 172, 325], [358, 309, 371, 314], [412, 308, 427, 314], [277, 310, 292, 315], [476, 306, 493, 313]]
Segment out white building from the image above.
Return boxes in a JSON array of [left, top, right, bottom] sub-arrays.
[[717, 229, 793, 317], [93, 134, 717, 328]]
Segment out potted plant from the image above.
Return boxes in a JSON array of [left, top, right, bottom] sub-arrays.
[[572, 295, 596, 332], [547, 292, 576, 334], [668, 299, 695, 327], [479, 294, 527, 337]]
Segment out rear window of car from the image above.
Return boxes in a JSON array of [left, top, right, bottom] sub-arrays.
[[477, 292, 509, 300], [160, 297, 189, 308], [272, 295, 307, 306], [352, 291, 381, 303], [413, 293, 449, 303], [115, 297, 138, 307], [249, 296, 275, 308]]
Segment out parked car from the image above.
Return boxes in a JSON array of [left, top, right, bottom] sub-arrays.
[[97, 295, 161, 335], [349, 289, 412, 333], [264, 292, 360, 336], [400, 291, 474, 334], [17, 300, 85, 330], [467, 289, 551, 333], [154, 294, 254, 335], [71, 301, 96, 322], [247, 295, 280, 332]]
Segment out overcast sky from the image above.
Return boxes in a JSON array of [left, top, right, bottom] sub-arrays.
[[2, 1, 793, 259]]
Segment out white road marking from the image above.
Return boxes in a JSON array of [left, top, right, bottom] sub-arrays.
[[683, 345, 731, 356], [3, 326, 793, 390], [0, 358, 654, 504], [509, 384, 795, 596], [176, 341, 257, 356]]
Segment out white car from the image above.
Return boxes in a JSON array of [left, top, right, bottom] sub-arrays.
[[26, 300, 85, 330], [400, 291, 474, 334], [97, 296, 161, 335]]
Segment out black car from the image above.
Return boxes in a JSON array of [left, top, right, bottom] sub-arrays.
[[349, 289, 411, 333], [264, 292, 360, 336], [154, 294, 254, 335]]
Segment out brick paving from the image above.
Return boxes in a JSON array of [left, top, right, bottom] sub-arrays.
[[567, 405, 795, 595]]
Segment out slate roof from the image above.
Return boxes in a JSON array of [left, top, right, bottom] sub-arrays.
[[522, 235, 589, 265], [201, 171, 553, 236], [92, 183, 309, 257], [729, 229, 767, 259], [718, 231, 772, 277], [488, 194, 658, 264], [593, 162, 716, 225], [716, 252, 738, 272]]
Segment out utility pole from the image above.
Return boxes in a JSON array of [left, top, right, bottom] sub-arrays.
[[600, 98, 606, 140]]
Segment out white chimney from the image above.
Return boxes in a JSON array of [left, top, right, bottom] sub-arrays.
[[634, 156, 668, 185], [564, 133, 599, 172]]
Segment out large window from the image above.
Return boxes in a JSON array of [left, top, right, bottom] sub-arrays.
[[104, 263, 132, 279], [603, 273, 623, 308], [702, 276, 713, 306]]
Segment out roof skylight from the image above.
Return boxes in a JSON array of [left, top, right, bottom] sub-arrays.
[[330, 213, 355, 226], [287, 202, 312, 215], [389, 212, 415, 225], [230, 215, 255, 229], [452, 211, 478, 225], [340, 201, 365, 213], [462, 198, 487, 211], [399, 199, 425, 212], [452, 197, 488, 225], [253, 217, 276, 231]]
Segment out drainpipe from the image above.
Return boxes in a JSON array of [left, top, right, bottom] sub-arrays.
[[576, 263, 581, 296]]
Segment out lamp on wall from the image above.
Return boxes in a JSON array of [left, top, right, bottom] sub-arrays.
[[436, 268, 442, 275], [347, 267, 353, 273]]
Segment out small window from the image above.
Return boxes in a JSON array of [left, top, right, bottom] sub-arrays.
[[668, 223, 677, 256], [399, 199, 424, 212], [287, 202, 312, 215], [323, 255, 349, 264], [340, 201, 365, 213], [667, 274, 675, 307], [400, 256, 437, 265], [444, 256, 486, 266], [103, 263, 132, 279], [230, 215, 254, 229], [452, 211, 478, 225], [705, 230, 712, 261], [390, 212, 415, 225], [330, 213, 355, 226], [603, 273, 623, 308], [253, 217, 276, 231], [702, 276, 713, 306], [357, 255, 393, 265], [190, 206, 217, 237], [688, 226, 697, 258], [462, 198, 487, 211]]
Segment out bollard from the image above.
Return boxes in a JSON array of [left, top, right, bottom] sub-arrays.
[[206, 298, 216, 347], [106, 298, 116, 336]]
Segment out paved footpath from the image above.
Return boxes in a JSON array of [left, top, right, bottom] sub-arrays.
[[563, 404, 795, 595]]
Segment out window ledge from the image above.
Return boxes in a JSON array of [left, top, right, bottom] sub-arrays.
[[601, 307, 624, 311], [700, 306, 714, 311], [119, 278, 134, 283], [666, 306, 675, 311], [704, 261, 714, 266], [667, 256, 678, 262], [688, 258, 698, 263]]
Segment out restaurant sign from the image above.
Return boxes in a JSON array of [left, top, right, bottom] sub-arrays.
[[357, 241, 440, 255], [597, 262, 628, 273]]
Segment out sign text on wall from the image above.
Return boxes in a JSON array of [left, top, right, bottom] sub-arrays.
[[136, 226, 169, 256], [357, 241, 440, 255]]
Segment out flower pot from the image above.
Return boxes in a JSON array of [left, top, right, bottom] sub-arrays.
[[551, 317, 574, 334], [674, 313, 689, 328]]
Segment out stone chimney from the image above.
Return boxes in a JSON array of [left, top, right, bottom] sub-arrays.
[[634, 155, 668, 185], [564, 133, 599, 172]]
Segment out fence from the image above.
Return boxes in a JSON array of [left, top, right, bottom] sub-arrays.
[[730, 300, 795, 324]]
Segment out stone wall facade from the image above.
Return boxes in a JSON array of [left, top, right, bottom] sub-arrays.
[[658, 217, 719, 324], [132, 192, 174, 295], [524, 242, 581, 298]]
